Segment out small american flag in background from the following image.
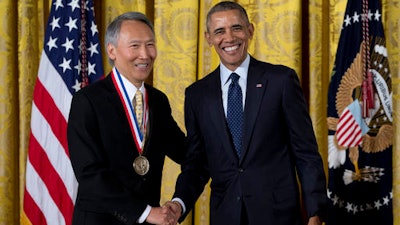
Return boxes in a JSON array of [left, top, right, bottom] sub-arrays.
[[336, 100, 369, 147], [23, 0, 103, 224]]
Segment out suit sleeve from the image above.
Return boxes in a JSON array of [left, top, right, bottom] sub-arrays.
[[281, 69, 327, 220], [173, 86, 210, 221], [67, 91, 144, 225], [159, 93, 186, 165]]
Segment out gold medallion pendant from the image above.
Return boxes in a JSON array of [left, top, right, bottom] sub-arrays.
[[133, 155, 150, 175]]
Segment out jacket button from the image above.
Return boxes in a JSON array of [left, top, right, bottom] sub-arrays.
[[238, 168, 244, 173]]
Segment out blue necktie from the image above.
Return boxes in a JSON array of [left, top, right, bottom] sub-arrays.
[[227, 73, 243, 156]]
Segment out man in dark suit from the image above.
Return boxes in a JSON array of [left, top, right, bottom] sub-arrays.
[[167, 1, 327, 225], [67, 12, 184, 225]]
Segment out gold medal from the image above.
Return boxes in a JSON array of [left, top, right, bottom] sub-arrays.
[[133, 155, 150, 175]]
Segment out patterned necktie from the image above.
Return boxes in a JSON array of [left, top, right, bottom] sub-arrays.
[[227, 73, 243, 156], [134, 90, 144, 134]]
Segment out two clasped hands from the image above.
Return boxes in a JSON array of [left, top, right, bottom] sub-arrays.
[[146, 201, 182, 225]]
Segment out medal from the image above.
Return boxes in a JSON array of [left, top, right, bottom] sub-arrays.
[[133, 155, 150, 175], [112, 67, 150, 176]]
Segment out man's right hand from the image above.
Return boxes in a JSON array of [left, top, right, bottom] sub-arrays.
[[145, 206, 178, 225], [164, 201, 182, 222]]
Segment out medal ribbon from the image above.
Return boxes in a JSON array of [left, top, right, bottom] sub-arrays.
[[111, 67, 148, 154]]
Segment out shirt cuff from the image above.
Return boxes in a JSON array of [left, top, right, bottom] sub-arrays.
[[171, 197, 186, 215], [137, 205, 151, 223]]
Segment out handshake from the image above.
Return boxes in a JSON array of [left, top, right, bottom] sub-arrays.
[[145, 201, 182, 225]]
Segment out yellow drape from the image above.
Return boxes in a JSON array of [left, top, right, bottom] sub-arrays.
[[0, 0, 398, 225]]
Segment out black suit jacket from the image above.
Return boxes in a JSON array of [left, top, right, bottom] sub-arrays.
[[68, 74, 185, 225], [174, 56, 327, 225]]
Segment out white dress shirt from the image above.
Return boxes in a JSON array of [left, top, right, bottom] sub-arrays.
[[220, 54, 250, 116]]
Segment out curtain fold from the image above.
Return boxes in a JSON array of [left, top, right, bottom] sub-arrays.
[[153, 1, 200, 225], [0, 1, 19, 224], [0, 0, 397, 225]]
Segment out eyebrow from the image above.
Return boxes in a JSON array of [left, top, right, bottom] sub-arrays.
[[212, 23, 243, 34], [232, 24, 242, 29], [213, 27, 225, 34], [127, 38, 155, 44]]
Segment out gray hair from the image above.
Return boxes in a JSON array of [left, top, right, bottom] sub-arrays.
[[105, 12, 154, 65], [206, 1, 250, 32]]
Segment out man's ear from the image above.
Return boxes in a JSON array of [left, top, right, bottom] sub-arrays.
[[205, 31, 212, 47], [248, 23, 255, 39], [107, 43, 116, 61]]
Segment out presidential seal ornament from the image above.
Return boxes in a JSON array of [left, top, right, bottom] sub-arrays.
[[133, 156, 150, 175]]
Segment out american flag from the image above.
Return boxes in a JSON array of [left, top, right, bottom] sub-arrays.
[[326, 0, 392, 224], [23, 0, 103, 224], [336, 100, 370, 147]]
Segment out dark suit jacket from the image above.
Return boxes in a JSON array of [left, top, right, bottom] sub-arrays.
[[174, 56, 327, 225], [67, 74, 185, 225]]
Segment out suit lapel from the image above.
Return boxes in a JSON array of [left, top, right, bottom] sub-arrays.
[[105, 75, 140, 156], [241, 58, 268, 161]]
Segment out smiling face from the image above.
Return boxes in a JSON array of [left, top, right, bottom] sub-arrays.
[[205, 9, 254, 71], [107, 20, 157, 88]]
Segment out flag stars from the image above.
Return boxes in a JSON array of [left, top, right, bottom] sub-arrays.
[[91, 21, 98, 36], [88, 42, 99, 56], [68, 0, 80, 12], [332, 195, 339, 205], [49, 16, 61, 31], [374, 200, 382, 210], [88, 62, 96, 76], [53, 0, 64, 10], [374, 9, 381, 21], [327, 189, 332, 198], [367, 10, 373, 21], [383, 196, 390, 205], [62, 37, 74, 53], [361, 12, 368, 22], [361, 10, 372, 22], [65, 17, 78, 32], [344, 14, 352, 27], [328, 189, 393, 214], [59, 57, 72, 73], [72, 79, 81, 93], [74, 60, 81, 74], [352, 11, 360, 23], [47, 36, 58, 51], [352, 205, 358, 214], [345, 202, 353, 213], [343, 9, 381, 28]]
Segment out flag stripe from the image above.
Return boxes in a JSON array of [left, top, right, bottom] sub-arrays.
[[33, 77, 69, 154], [23, 189, 47, 225], [30, 103, 78, 200], [337, 117, 357, 139], [37, 51, 72, 120], [28, 132, 74, 225], [337, 107, 364, 147], [25, 160, 65, 225]]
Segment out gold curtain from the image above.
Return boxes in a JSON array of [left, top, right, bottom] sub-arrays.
[[0, 0, 398, 225]]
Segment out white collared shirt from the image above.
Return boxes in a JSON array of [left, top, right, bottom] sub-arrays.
[[220, 54, 250, 116], [119, 73, 146, 104]]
